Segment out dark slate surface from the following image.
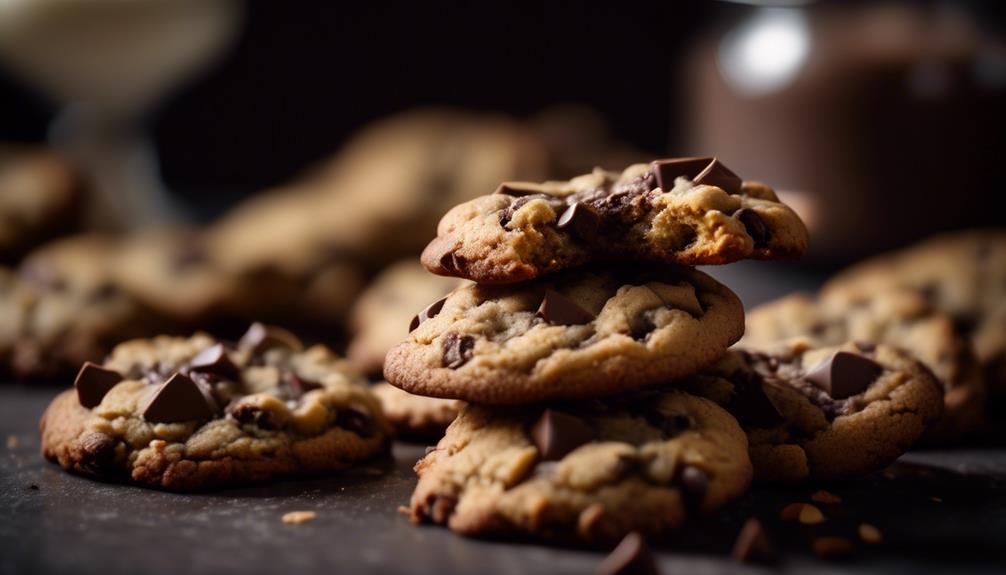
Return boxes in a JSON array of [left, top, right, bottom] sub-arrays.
[[3, 385, 1006, 575]]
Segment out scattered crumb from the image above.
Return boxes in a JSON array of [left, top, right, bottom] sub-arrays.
[[780, 503, 824, 524], [6, 435, 18, 449], [281, 511, 316, 525], [397, 506, 410, 516], [812, 536, 854, 560], [931, 496, 943, 503], [811, 490, 842, 504], [859, 523, 883, 545]]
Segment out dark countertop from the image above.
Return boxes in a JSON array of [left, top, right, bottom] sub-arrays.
[[3, 385, 1006, 575]]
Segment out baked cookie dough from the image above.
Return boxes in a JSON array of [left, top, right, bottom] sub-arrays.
[[372, 382, 461, 440], [421, 157, 808, 283], [384, 264, 745, 404], [680, 341, 944, 482], [41, 325, 392, 491], [409, 389, 751, 544]]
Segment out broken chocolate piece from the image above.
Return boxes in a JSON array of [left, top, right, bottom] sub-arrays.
[[650, 157, 712, 191], [694, 158, 743, 195], [494, 182, 547, 197], [188, 344, 240, 380], [557, 201, 601, 241], [536, 289, 595, 326], [731, 518, 777, 564], [595, 531, 660, 575], [77, 432, 119, 476], [238, 322, 303, 354], [74, 362, 123, 408], [229, 403, 279, 430], [335, 407, 376, 438], [442, 333, 475, 369], [727, 372, 783, 428], [530, 409, 594, 461], [733, 208, 770, 248], [804, 351, 882, 399], [141, 372, 218, 423], [678, 465, 709, 501], [410, 296, 448, 332]]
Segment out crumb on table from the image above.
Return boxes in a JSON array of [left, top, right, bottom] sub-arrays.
[[6, 435, 18, 449], [281, 511, 316, 525]]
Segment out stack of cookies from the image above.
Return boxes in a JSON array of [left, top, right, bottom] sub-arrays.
[[385, 158, 946, 544]]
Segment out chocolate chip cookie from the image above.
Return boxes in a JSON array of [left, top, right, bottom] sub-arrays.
[[741, 291, 985, 440], [372, 382, 461, 440], [409, 389, 751, 544], [421, 157, 808, 284], [40, 324, 392, 491], [347, 260, 463, 376], [384, 264, 745, 404], [822, 229, 1006, 394], [680, 341, 944, 482], [0, 267, 33, 371]]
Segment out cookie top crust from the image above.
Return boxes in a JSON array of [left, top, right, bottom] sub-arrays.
[[40, 324, 392, 491], [384, 264, 744, 404], [421, 158, 808, 283], [681, 341, 944, 482], [409, 389, 751, 544]]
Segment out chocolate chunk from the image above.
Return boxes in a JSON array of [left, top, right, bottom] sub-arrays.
[[731, 518, 777, 564], [229, 403, 279, 430], [650, 157, 713, 191], [281, 370, 323, 399], [335, 407, 376, 438], [733, 208, 770, 248], [629, 314, 656, 341], [74, 362, 123, 408], [238, 322, 303, 354], [141, 372, 219, 423], [188, 344, 240, 380], [410, 296, 448, 332], [728, 372, 783, 428], [609, 171, 658, 198], [494, 182, 546, 197], [595, 531, 660, 575], [804, 351, 882, 399], [694, 158, 743, 195], [530, 409, 594, 461], [499, 195, 551, 227], [678, 465, 709, 501], [438, 250, 464, 274], [536, 289, 595, 326], [557, 201, 601, 241], [442, 333, 475, 369], [77, 432, 118, 476]]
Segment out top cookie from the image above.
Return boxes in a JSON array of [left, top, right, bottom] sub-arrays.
[[421, 157, 808, 283]]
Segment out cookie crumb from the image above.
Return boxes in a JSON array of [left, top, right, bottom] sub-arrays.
[[6, 435, 18, 449], [780, 503, 824, 524], [811, 490, 841, 504], [858, 523, 883, 544], [281, 511, 316, 525], [812, 536, 854, 559]]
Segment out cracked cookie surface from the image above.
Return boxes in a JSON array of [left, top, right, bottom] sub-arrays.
[[372, 382, 462, 440], [40, 325, 392, 491], [421, 158, 808, 283], [384, 264, 744, 404], [409, 389, 751, 544], [680, 341, 944, 482]]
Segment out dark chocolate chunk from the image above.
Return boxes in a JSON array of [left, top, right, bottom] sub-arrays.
[[438, 250, 464, 274], [335, 407, 376, 438], [281, 370, 323, 399], [694, 158, 743, 195], [536, 289, 595, 326], [188, 344, 240, 380], [678, 465, 709, 501], [238, 322, 303, 354], [650, 157, 713, 191], [557, 201, 601, 241], [728, 372, 784, 428], [595, 531, 660, 575], [141, 372, 219, 423], [494, 182, 546, 197], [442, 333, 475, 369], [410, 296, 448, 332], [629, 314, 656, 341], [530, 409, 594, 461], [609, 171, 658, 198], [733, 208, 770, 248], [804, 351, 882, 400], [74, 362, 123, 408], [229, 403, 280, 430], [77, 432, 118, 476], [731, 518, 777, 564]]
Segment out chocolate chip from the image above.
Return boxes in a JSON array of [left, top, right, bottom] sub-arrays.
[[74, 362, 123, 408], [595, 531, 660, 575], [499, 195, 549, 227], [281, 370, 323, 399], [536, 289, 595, 326], [336, 407, 376, 438], [629, 314, 656, 341], [650, 157, 713, 191], [141, 372, 219, 423], [678, 465, 709, 501], [804, 351, 882, 399], [733, 208, 770, 249], [238, 322, 303, 354], [441, 333, 475, 369], [614, 454, 639, 478], [727, 372, 784, 428], [229, 403, 280, 430], [530, 409, 593, 461], [188, 344, 240, 380], [731, 518, 777, 564], [438, 250, 464, 274], [557, 201, 601, 241], [77, 432, 118, 476], [410, 296, 448, 332], [694, 158, 743, 195], [609, 171, 658, 198], [494, 182, 545, 197]]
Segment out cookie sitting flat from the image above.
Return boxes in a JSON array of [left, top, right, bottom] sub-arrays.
[[409, 389, 751, 544], [384, 264, 744, 404], [41, 324, 392, 491], [680, 341, 944, 482], [421, 157, 808, 283], [372, 382, 462, 440]]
